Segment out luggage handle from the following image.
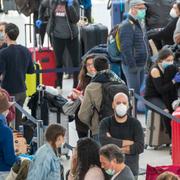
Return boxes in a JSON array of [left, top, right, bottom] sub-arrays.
[[78, 5, 89, 26], [24, 23, 51, 53]]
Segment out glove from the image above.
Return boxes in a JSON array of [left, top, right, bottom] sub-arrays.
[[67, 0, 73, 6], [173, 72, 180, 83], [35, 19, 42, 29]]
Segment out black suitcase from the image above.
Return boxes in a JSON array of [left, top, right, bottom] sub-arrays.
[[80, 23, 108, 55]]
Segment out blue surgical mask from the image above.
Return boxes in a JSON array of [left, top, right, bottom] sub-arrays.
[[161, 62, 173, 69], [105, 168, 116, 176], [137, 9, 146, 21]]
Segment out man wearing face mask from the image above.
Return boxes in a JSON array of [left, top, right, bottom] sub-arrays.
[[99, 92, 144, 179], [147, 2, 180, 46], [119, 0, 150, 104], [99, 144, 134, 180], [0, 92, 18, 179]]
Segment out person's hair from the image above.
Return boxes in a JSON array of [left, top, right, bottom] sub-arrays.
[[78, 54, 96, 90], [156, 47, 174, 64], [76, 137, 101, 180], [99, 144, 124, 164], [157, 171, 179, 180], [93, 55, 109, 71], [177, 2, 180, 14], [5, 23, 19, 41], [45, 124, 66, 149], [0, 22, 7, 27]]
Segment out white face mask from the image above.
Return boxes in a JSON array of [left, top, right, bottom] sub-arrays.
[[86, 72, 96, 78], [115, 103, 128, 118], [170, 8, 177, 18]]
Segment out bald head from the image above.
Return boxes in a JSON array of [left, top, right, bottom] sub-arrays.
[[112, 92, 129, 109], [114, 92, 129, 102]]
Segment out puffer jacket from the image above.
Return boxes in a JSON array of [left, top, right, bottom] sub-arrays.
[[120, 15, 150, 68], [78, 70, 123, 135], [39, 0, 80, 38], [145, 0, 175, 30]]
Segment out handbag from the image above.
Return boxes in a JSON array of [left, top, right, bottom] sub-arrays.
[[146, 164, 180, 180], [62, 98, 81, 116]]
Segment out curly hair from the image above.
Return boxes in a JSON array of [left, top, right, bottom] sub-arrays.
[[76, 138, 101, 180], [78, 54, 96, 91]]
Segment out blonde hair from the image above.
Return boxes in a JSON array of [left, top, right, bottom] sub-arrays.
[[157, 171, 180, 180]]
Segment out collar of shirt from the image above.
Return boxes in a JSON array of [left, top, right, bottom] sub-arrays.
[[111, 171, 121, 180]]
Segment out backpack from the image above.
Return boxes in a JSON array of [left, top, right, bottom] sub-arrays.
[[107, 20, 135, 63], [97, 81, 129, 121], [15, 0, 38, 16]]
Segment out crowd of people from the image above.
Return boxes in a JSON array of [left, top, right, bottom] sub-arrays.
[[1, 0, 180, 179]]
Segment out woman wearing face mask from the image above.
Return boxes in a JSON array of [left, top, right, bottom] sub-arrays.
[[26, 124, 65, 180], [68, 54, 97, 139], [68, 137, 105, 180], [0, 92, 18, 180], [147, 2, 180, 46], [145, 48, 180, 138]]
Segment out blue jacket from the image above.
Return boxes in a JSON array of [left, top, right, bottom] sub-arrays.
[[27, 143, 61, 180], [0, 114, 18, 171], [120, 15, 150, 68]]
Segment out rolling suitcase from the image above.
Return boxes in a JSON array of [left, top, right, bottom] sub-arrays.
[[25, 24, 57, 87], [145, 110, 171, 149], [26, 62, 42, 97], [33, 86, 71, 158], [28, 47, 57, 87], [80, 23, 108, 55], [110, 0, 125, 27], [172, 107, 180, 165]]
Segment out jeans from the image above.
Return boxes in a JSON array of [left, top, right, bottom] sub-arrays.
[[0, 172, 9, 180], [52, 36, 80, 88], [122, 64, 144, 95]]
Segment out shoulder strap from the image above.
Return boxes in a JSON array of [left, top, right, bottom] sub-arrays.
[[129, 19, 135, 31]]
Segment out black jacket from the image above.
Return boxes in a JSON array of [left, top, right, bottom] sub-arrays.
[[38, 0, 80, 38], [145, 0, 175, 30], [147, 17, 178, 46]]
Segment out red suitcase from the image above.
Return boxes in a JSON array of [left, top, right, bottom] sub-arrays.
[[172, 107, 180, 165], [29, 47, 57, 87]]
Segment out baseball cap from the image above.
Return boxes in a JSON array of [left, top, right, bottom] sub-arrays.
[[130, 0, 146, 8]]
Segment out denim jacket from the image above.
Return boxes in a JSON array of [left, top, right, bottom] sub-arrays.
[[27, 143, 61, 180]]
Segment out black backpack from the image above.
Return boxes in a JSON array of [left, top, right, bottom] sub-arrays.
[[15, 0, 39, 16], [96, 81, 129, 121]]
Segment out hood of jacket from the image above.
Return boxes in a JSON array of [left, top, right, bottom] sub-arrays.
[[92, 69, 125, 84]]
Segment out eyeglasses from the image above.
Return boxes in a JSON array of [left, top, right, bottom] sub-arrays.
[[134, 6, 147, 10], [86, 63, 94, 68]]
